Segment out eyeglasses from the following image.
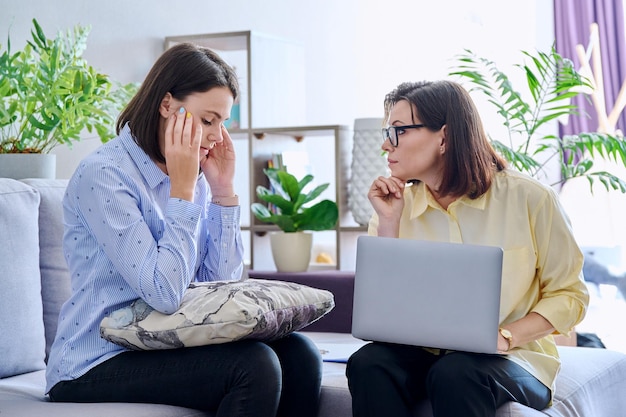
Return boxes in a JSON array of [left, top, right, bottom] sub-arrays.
[[381, 124, 425, 147]]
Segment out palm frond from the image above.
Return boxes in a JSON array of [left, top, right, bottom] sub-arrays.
[[449, 46, 626, 193]]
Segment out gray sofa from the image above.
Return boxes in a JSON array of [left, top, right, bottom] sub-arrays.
[[2, 178, 626, 417]]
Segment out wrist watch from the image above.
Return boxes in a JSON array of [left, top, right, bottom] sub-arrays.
[[499, 328, 513, 351]]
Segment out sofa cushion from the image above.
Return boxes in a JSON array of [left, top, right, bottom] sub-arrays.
[[20, 179, 71, 363], [0, 370, 211, 417], [100, 278, 335, 350], [0, 179, 46, 378]]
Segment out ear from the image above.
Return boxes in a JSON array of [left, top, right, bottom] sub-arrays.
[[158, 92, 175, 118], [439, 124, 447, 147]]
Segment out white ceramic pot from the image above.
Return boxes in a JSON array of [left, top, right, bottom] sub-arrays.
[[269, 231, 313, 272]]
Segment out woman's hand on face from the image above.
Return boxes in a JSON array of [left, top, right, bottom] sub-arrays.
[[368, 176, 406, 220], [200, 125, 236, 195], [164, 108, 202, 201]]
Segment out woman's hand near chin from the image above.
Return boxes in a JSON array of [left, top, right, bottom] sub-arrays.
[[201, 125, 236, 197], [164, 108, 201, 202], [368, 175, 405, 237]]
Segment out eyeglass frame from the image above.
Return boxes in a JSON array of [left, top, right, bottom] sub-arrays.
[[381, 124, 425, 147]]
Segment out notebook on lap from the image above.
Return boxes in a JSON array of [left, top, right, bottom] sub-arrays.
[[351, 235, 504, 354]]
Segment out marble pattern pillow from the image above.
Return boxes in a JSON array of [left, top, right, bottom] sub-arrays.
[[100, 278, 335, 350]]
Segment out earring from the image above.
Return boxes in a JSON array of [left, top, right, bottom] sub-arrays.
[[440, 146, 445, 153]]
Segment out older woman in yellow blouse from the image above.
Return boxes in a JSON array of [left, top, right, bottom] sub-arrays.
[[346, 80, 589, 417]]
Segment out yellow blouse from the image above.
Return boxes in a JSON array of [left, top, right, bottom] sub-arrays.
[[368, 169, 589, 394]]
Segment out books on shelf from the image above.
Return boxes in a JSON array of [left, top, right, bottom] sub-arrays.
[[267, 152, 284, 171]]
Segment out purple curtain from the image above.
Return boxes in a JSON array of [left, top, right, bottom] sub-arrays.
[[554, 0, 626, 135]]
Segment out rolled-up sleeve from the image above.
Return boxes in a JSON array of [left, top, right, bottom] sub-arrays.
[[530, 188, 589, 335]]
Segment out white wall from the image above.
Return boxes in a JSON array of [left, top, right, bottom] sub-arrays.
[[5, 0, 580, 270], [1, 0, 554, 178]]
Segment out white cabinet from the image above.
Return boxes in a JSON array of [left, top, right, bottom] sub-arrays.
[[164, 31, 365, 270]]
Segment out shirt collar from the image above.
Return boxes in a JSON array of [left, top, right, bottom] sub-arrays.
[[408, 181, 488, 219], [119, 123, 168, 189]]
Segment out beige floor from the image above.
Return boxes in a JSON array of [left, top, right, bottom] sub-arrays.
[[576, 283, 626, 353]]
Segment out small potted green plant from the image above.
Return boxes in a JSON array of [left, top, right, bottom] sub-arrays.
[[0, 18, 137, 178], [251, 167, 339, 272]]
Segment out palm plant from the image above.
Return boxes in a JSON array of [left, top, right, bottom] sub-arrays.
[[449, 46, 626, 192]]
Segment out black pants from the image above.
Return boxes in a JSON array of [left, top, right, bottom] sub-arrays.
[[49, 332, 321, 417], [346, 342, 551, 417]]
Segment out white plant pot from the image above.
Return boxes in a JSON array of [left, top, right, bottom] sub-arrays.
[[348, 118, 387, 226], [269, 231, 313, 272], [0, 153, 56, 180]]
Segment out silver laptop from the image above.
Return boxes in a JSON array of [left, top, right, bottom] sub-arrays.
[[351, 236, 504, 354]]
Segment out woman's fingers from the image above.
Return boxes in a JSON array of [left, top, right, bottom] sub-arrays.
[[170, 107, 200, 150], [192, 120, 202, 150], [173, 107, 186, 145], [182, 110, 202, 153], [370, 176, 404, 199], [165, 107, 200, 166], [221, 124, 232, 144], [371, 177, 394, 195], [182, 110, 193, 146], [164, 112, 176, 148]]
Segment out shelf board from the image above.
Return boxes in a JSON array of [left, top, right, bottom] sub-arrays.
[[243, 224, 365, 234], [245, 225, 365, 232], [164, 31, 251, 50], [251, 125, 349, 139], [339, 226, 368, 232]]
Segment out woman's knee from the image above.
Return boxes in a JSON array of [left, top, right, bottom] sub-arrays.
[[290, 332, 322, 363], [346, 343, 396, 380], [232, 341, 282, 388], [426, 352, 486, 394], [271, 333, 321, 368]]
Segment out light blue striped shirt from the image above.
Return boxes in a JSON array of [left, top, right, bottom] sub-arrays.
[[45, 125, 244, 392]]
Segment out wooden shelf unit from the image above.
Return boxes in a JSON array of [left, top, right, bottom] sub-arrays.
[[164, 31, 366, 270]]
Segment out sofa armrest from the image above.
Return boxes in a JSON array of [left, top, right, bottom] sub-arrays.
[[247, 270, 355, 334]]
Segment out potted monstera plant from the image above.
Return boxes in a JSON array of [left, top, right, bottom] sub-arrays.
[[449, 46, 626, 192], [251, 167, 339, 272], [0, 18, 137, 179]]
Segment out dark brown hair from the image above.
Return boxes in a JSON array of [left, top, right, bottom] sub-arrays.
[[383, 80, 507, 199], [117, 43, 239, 163]]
